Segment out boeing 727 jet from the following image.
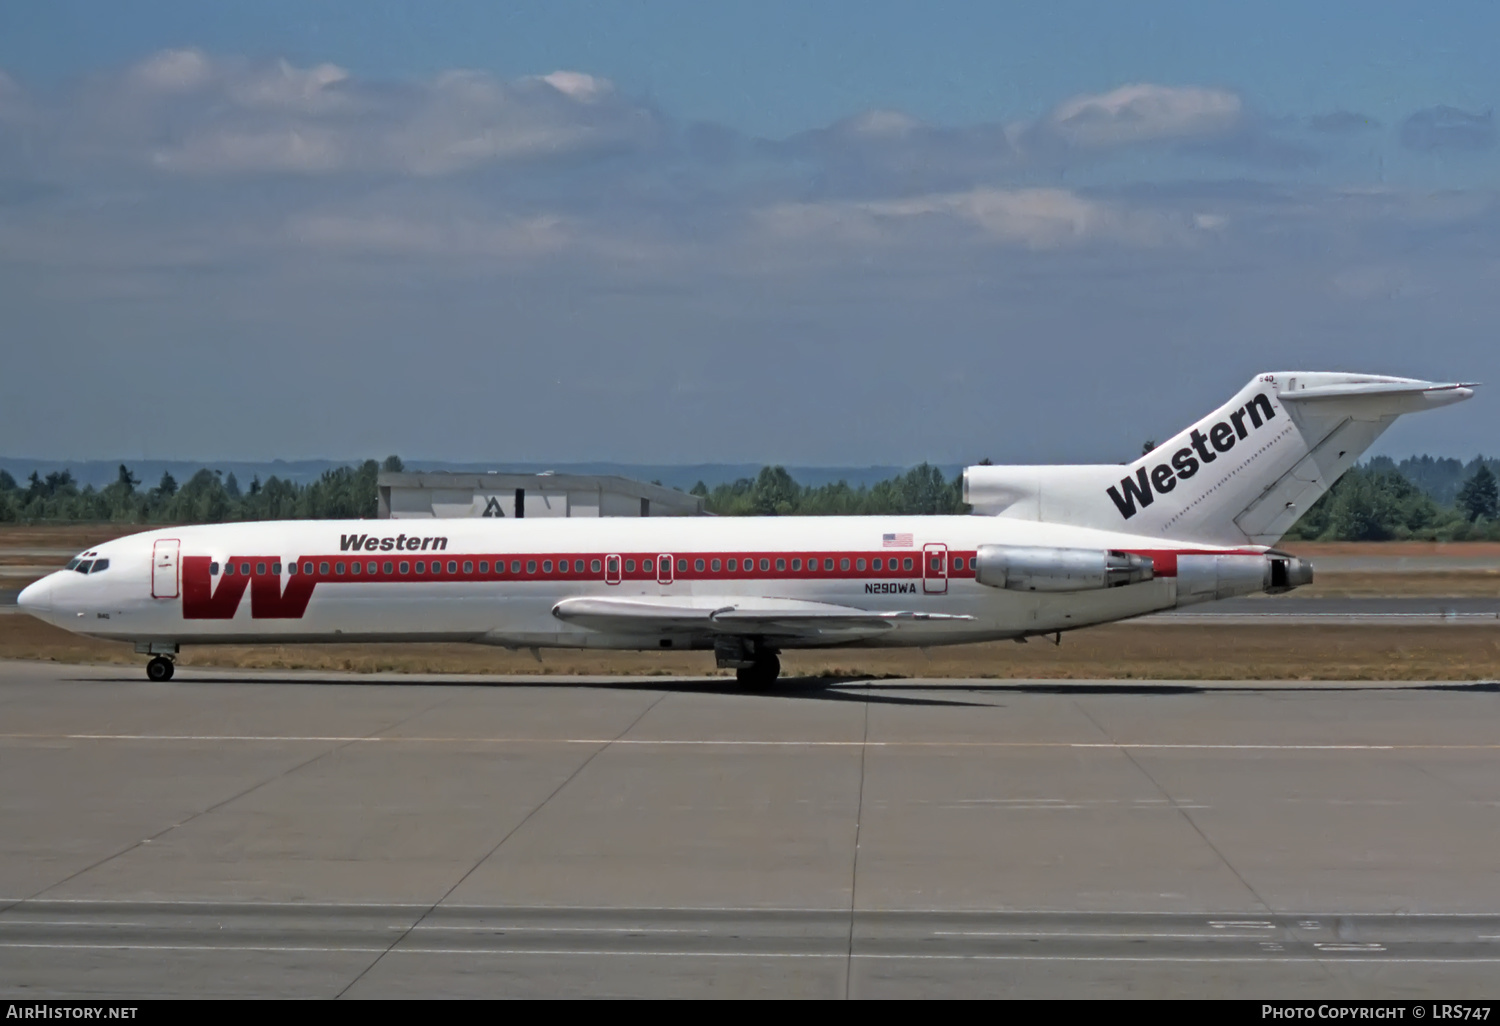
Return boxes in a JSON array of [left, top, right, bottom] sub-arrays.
[[17, 372, 1474, 684]]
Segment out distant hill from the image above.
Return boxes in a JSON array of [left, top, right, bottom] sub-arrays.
[[0, 458, 960, 493]]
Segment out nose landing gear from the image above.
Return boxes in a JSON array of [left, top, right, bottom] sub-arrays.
[[145, 656, 176, 682]]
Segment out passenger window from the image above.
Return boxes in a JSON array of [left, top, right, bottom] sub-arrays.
[[288, 563, 296, 575], [775, 558, 785, 571], [759, 558, 770, 571], [366, 561, 376, 575], [479, 561, 489, 573], [542, 560, 552, 573], [694, 558, 705, 572], [511, 561, 521, 573], [416, 561, 426, 573], [726, 559, 736, 571], [272, 562, 282, 575], [240, 563, 251, 576], [303, 562, 314, 575], [76, 560, 94, 574], [335, 563, 346, 575], [319, 562, 330, 574], [873, 558, 882, 571], [823, 558, 834, 571], [840, 558, 850, 571], [527, 560, 537, 574], [591, 559, 602, 573], [677, 559, 687, 572], [625, 559, 636, 573], [399, 561, 409, 574], [930, 557, 941, 571], [643, 559, 653, 573], [902, 557, 913, 571], [225, 563, 235, 576], [210, 561, 220, 575], [447, 561, 458, 574], [256, 562, 266, 575], [954, 557, 965, 571], [351, 562, 362, 575], [463, 561, 473, 574], [855, 558, 865, 571], [791, 559, 801, 571], [711, 558, 721, 572]]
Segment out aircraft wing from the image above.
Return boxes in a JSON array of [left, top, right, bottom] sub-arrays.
[[551, 596, 972, 640]]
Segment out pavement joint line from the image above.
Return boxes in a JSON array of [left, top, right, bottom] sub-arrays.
[[6, 734, 1500, 750], [6, 900, 1500, 916], [1, 943, 1498, 963], [0, 691, 461, 917], [845, 688, 871, 1000], [333, 689, 672, 999], [1072, 699, 1276, 921]]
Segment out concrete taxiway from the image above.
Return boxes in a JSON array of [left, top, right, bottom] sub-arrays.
[[2, 660, 1499, 998]]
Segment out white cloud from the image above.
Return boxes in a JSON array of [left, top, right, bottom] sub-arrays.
[[288, 211, 575, 259], [9, 50, 660, 177], [537, 71, 612, 102], [1043, 83, 1243, 148], [755, 186, 1203, 251], [126, 48, 214, 93]]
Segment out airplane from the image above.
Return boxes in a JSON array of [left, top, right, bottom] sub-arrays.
[[17, 372, 1475, 685]]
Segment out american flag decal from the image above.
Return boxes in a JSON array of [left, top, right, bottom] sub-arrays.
[[882, 533, 913, 547]]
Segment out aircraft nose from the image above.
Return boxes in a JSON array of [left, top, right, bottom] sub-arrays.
[[17, 576, 54, 616]]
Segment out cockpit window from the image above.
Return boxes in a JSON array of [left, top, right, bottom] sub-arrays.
[[91, 559, 109, 573], [75, 560, 94, 574], [65, 559, 81, 571]]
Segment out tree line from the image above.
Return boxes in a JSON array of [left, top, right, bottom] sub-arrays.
[[0, 454, 1495, 541], [0, 458, 396, 524]]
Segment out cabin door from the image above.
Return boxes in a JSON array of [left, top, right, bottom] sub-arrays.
[[151, 539, 180, 599]]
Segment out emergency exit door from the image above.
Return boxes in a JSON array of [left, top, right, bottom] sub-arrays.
[[152, 539, 180, 599]]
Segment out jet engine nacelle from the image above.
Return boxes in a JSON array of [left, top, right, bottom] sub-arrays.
[[1175, 551, 1313, 605], [974, 545, 1154, 592]]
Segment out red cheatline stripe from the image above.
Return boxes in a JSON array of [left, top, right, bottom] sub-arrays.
[[206, 550, 969, 584], [198, 547, 1263, 585]]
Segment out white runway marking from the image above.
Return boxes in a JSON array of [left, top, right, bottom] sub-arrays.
[[930, 930, 1263, 940], [4, 733, 1499, 751], [0, 942, 1494, 963]]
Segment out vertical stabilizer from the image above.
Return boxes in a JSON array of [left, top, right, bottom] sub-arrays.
[[964, 373, 1474, 546]]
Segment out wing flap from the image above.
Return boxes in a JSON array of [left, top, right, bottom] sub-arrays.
[[552, 596, 972, 639]]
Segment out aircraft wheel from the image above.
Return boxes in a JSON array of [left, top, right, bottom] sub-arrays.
[[735, 652, 780, 689], [146, 656, 175, 682]]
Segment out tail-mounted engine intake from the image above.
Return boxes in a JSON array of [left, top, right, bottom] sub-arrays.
[[974, 545, 1154, 592]]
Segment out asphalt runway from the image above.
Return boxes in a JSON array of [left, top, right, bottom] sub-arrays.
[[3, 661, 1500, 998]]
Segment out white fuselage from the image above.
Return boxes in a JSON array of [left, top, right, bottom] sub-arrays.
[[19, 515, 1266, 653]]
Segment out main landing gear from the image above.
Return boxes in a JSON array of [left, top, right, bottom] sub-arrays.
[[145, 656, 175, 682], [716, 638, 782, 688]]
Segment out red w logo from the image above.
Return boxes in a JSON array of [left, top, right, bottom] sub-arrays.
[[182, 556, 316, 619]]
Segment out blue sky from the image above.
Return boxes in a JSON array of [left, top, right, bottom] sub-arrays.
[[0, 2, 1496, 464]]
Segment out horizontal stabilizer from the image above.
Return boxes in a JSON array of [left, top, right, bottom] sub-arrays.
[[552, 596, 971, 640]]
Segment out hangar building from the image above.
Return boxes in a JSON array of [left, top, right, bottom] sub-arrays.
[[377, 471, 706, 520]]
